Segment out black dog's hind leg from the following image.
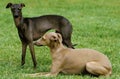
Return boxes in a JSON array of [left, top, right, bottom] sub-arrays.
[[57, 19, 74, 48]]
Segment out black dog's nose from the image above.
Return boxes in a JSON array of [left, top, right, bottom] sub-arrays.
[[14, 15, 19, 18]]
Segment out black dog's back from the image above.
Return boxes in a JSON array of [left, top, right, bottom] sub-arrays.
[[25, 15, 73, 48]]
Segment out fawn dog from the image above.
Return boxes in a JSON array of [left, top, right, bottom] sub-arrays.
[[33, 32, 112, 77], [6, 3, 74, 68]]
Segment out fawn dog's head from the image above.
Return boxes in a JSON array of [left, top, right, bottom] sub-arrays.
[[34, 32, 62, 48], [6, 3, 25, 18]]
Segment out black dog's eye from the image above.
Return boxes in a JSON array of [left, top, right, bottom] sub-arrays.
[[18, 8, 21, 10], [11, 6, 14, 9], [11, 7, 15, 10]]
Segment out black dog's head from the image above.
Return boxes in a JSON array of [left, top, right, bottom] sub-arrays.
[[6, 3, 25, 18]]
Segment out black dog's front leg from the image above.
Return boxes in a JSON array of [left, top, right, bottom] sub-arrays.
[[21, 42, 27, 66], [29, 42, 37, 68]]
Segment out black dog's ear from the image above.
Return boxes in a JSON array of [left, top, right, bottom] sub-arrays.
[[20, 3, 25, 7], [6, 3, 12, 8]]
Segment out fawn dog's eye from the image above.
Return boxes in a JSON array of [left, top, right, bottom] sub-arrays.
[[42, 37, 45, 40]]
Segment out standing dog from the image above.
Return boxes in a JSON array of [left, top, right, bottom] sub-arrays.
[[6, 3, 74, 68], [33, 32, 112, 76]]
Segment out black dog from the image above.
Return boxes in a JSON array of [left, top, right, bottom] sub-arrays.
[[6, 3, 74, 68]]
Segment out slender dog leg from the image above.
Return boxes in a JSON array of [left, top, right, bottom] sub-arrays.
[[29, 42, 37, 68], [63, 39, 73, 48], [56, 31, 74, 49], [26, 72, 49, 77], [21, 42, 27, 66], [48, 61, 62, 76], [86, 62, 111, 76], [26, 61, 61, 77], [59, 19, 74, 48]]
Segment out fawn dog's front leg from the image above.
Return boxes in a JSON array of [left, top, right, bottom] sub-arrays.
[[44, 61, 61, 77]]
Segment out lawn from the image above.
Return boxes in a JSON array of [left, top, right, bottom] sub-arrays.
[[0, 0, 120, 79]]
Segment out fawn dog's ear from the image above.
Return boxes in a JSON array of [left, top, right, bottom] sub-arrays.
[[57, 33, 62, 43], [50, 33, 62, 43], [50, 35, 58, 42], [6, 3, 12, 8], [20, 3, 25, 7]]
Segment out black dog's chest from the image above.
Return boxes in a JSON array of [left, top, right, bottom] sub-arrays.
[[17, 26, 29, 43], [17, 21, 42, 42]]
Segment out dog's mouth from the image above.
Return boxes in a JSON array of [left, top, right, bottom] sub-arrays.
[[33, 41, 44, 46], [34, 44, 43, 46], [14, 15, 19, 18]]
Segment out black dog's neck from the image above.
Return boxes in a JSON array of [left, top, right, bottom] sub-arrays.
[[13, 14, 24, 27]]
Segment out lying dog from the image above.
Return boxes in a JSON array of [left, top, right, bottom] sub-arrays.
[[33, 32, 112, 77]]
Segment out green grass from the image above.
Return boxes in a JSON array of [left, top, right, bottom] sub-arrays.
[[0, 0, 120, 79]]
